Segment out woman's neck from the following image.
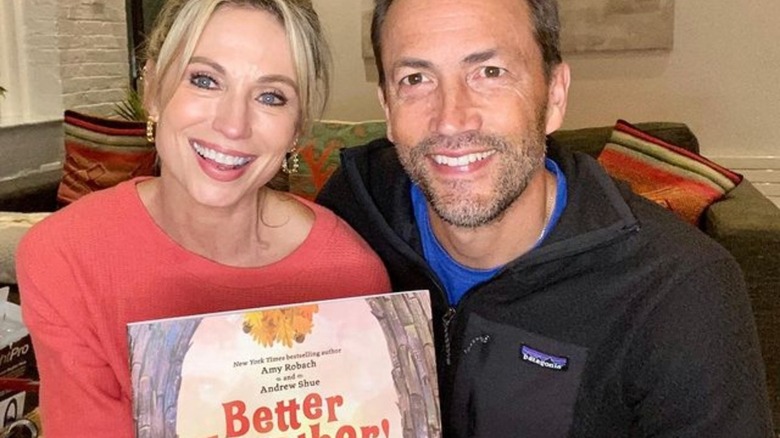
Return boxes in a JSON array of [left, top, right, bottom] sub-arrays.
[[137, 178, 296, 267]]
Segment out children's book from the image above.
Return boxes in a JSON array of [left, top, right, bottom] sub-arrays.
[[127, 290, 440, 438]]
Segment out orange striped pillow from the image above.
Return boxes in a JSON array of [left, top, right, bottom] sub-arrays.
[[58, 110, 158, 206], [598, 120, 742, 225]]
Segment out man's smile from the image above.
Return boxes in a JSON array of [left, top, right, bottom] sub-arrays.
[[430, 150, 497, 167]]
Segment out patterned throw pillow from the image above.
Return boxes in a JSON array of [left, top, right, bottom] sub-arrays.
[[58, 110, 158, 206], [290, 120, 387, 200], [598, 120, 743, 225]]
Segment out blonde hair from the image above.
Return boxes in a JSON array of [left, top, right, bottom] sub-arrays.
[[143, 0, 330, 133]]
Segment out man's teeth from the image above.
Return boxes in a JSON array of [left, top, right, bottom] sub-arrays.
[[193, 142, 252, 167], [431, 150, 496, 167]]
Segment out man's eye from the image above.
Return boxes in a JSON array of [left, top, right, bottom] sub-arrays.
[[400, 73, 425, 86], [258, 92, 287, 106], [189, 73, 217, 89], [482, 66, 504, 78]]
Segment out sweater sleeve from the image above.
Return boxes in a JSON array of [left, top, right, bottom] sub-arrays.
[[626, 256, 774, 437], [16, 227, 133, 438]]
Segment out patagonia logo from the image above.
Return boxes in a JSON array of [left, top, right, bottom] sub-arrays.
[[520, 344, 569, 371]]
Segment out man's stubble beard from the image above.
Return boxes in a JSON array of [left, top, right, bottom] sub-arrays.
[[396, 111, 548, 229]]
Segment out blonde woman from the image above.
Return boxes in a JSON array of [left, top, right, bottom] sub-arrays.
[[16, 1, 390, 436]]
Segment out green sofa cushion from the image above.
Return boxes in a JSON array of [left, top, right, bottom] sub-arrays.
[[292, 120, 387, 200]]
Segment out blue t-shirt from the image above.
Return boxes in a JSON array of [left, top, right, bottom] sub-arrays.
[[412, 158, 567, 305]]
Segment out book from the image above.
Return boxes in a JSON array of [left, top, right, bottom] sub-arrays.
[[127, 290, 440, 438]]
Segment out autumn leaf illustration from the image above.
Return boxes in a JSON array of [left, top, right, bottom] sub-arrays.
[[243, 304, 319, 348]]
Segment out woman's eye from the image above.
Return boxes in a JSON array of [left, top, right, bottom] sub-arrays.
[[400, 73, 425, 86], [190, 73, 217, 89], [258, 92, 287, 106]]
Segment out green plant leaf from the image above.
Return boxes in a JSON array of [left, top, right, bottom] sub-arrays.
[[112, 87, 147, 121]]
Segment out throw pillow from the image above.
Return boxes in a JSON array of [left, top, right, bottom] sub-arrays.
[[598, 119, 743, 225], [290, 120, 387, 200], [58, 110, 158, 207]]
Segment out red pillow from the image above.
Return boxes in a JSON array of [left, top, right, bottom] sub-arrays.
[[598, 120, 742, 225], [58, 110, 158, 206]]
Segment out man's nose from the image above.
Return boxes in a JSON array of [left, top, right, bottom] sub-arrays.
[[430, 79, 482, 136], [212, 91, 252, 140]]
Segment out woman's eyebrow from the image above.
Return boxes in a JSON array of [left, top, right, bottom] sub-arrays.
[[189, 56, 225, 74], [258, 74, 298, 91]]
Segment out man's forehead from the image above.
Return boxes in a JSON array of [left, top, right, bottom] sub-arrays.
[[380, 0, 537, 65], [381, 0, 533, 41], [383, 0, 530, 22]]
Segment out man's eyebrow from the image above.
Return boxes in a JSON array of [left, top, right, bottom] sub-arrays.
[[462, 49, 497, 65], [389, 51, 497, 73], [392, 57, 434, 71]]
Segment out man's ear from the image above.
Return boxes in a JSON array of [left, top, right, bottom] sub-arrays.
[[377, 85, 394, 142], [544, 62, 571, 135], [142, 60, 159, 121]]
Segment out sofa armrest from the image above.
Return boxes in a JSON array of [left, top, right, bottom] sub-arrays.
[[703, 180, 780, 425]]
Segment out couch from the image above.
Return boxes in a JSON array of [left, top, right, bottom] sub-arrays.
[[1, 120, 778, 429]]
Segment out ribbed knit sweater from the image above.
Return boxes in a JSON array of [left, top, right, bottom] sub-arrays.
[[17, 179, 390, 437]]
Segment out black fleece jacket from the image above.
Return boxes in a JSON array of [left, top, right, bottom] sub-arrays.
[[317, 138, 773, 437]]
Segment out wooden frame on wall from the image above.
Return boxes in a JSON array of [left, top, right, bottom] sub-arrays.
[[559, 0, 675, 54], [125, 0, 165, 90]]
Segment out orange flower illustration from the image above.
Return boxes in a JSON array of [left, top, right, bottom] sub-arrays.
[[243, 304, 319, 348]]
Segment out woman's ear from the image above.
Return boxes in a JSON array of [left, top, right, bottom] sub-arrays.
[[142, 60, 159, 121], [544, 62, 571, 135]]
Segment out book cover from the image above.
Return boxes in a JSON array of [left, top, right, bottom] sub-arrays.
[[128, 290, 440, 438]]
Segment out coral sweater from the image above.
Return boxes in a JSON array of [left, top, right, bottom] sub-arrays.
[[16, 179, 390, 438]]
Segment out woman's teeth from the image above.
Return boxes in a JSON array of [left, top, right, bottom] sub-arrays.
[[192, 142, 252, 168]]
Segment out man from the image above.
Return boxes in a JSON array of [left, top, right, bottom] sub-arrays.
[[317, 0, 774, 435]]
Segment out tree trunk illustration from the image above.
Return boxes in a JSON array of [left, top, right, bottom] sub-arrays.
[[367, 293, 441, 438], [129, 319, 200, 438]]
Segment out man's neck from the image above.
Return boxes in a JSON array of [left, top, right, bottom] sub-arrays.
[[429, 168, 556, 270]]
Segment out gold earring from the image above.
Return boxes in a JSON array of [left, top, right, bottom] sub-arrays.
[[282, 146, 300, 174], [146, 118, 156, 143]]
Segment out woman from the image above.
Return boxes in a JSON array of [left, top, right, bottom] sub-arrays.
[[16, 1, 390, 436]]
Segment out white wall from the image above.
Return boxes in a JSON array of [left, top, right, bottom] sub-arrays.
[[59, 0, 130, 116], [313, 0, 780, 158], [0, 0, 128, 126], [0, 0, 62, 126], [313, 0, 384, 122]]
